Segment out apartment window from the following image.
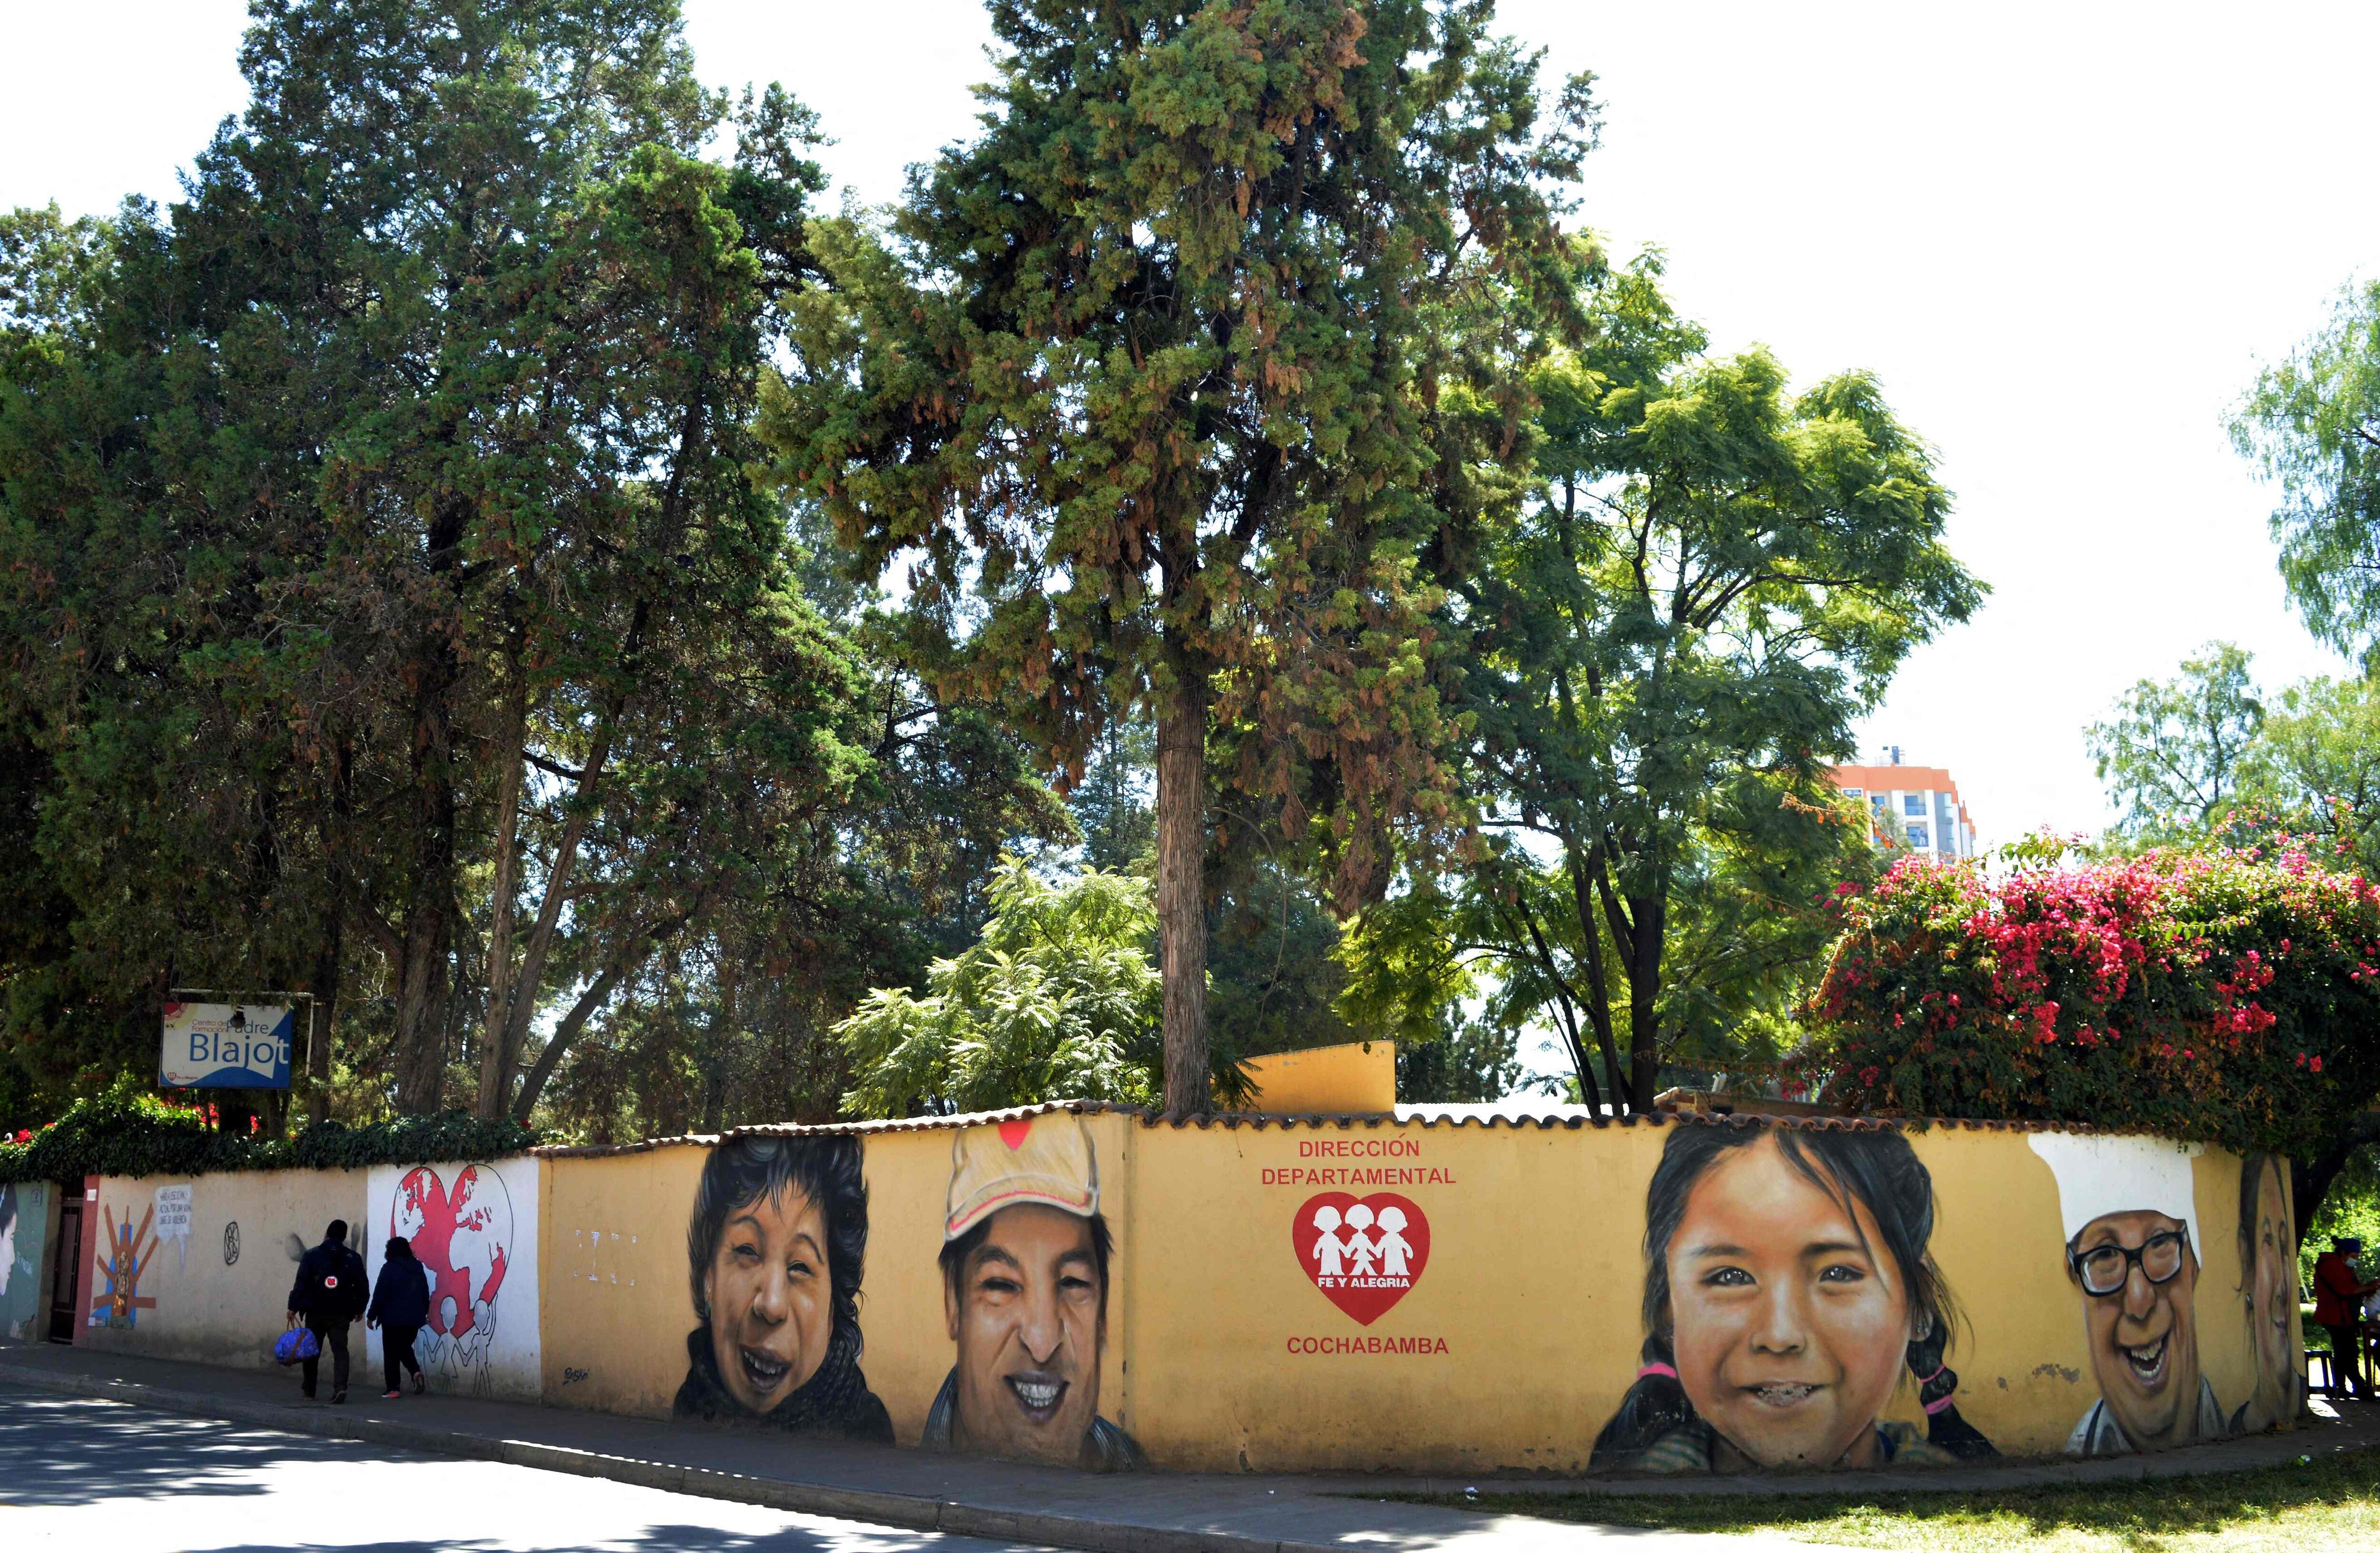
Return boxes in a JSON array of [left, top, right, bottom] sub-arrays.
[[1907, 824, 1930, 849], [1903, 793, 1926, 816]]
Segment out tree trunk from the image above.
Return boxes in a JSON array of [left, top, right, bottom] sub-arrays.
[[394, 493, 467, 1114], [701, 952, 739, 1134], [1156, 658, 1209, 1118], [2295, 1114, 2380, 1251], [391, 659, 459, 1112], [306, 915, 341, 1128], [475, 670, 530, 1120], [1564, 841, 1631, 1113], [496, 716, 617, 1085], [511, 960, 626, 1125], [392, 902, 453, 1113], [1626, 887, 1666, 1111]]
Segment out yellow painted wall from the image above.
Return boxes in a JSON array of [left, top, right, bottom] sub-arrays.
[[60, 1115, 2289, 1476], [1107, 1118, 2280, 1472], [1239, 1042, 1396, 1115], [80, 1168, 366, 1369], [538, 1114, 1133, 1447], [1122, 1115, 1658, 1473]]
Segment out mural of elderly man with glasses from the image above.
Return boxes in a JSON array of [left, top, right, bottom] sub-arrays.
[[2031, 1134, 2228, 1455]]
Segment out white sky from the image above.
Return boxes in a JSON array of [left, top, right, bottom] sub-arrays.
[[6, 1, 2376, 846]]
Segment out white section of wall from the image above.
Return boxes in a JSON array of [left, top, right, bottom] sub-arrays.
[[80, 1169, 367, 1370], [365, 1157, 541, 1402]]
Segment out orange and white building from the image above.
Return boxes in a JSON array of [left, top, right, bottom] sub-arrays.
[[1829, 751, 1978, 860]]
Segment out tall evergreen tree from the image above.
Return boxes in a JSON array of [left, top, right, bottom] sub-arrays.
[[772, 0, 1592, 1112], [0, 1, 873, 1117]]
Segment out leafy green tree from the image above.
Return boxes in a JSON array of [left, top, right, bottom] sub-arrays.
[[2086, 642, 2264, 840], [2232, 279, 2380, 667], [1371, 257, 1976, 1113], [0, 1, 879, 1124], [771, 0, 1594, 1115], [836, 859, 1159, 1116], [2239, 672, 2380, 875]]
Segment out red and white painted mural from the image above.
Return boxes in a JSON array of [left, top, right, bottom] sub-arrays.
[[367, 1157, 540, 1400]]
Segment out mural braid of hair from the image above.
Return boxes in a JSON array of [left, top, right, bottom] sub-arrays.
[[1904, 1322, 1996, 1459], [1588, 1332, 1707, 1464]]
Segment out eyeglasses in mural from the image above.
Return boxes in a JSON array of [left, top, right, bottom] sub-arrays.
[[2030, 1134, 2233, 1454]]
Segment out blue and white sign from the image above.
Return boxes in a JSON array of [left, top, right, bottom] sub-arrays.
[[160, 1004, 293, 1089]]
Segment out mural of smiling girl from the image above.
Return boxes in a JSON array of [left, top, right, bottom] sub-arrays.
[[1591, 1123, 1996, 1473], [676, 1135, 893, 1441]]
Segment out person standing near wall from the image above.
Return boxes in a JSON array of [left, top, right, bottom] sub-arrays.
[[368, 1236, 432, 1400], [2313, 1236, 2378, 1402], [287, 1219, 367, 1403]]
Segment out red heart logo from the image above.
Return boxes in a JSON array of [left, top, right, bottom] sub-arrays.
[[997, 1118, 1033, 1150], [1291, 1193, 1429, 1325]]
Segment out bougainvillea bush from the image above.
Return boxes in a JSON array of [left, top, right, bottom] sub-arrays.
[[1801, 848, 2380, 1160]]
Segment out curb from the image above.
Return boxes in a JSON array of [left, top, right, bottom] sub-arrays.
[[0, 1362, 1306, 1553]]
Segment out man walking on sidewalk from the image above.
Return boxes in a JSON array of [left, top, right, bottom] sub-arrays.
[[367, 1235, 431, 1399], [287, 1219, 367, 1403]]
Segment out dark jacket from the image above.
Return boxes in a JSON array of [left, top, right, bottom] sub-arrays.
[[672, 1326, 893, 1443], [288, 1240, 368, 1324], [367, 1251, 432, 1329]]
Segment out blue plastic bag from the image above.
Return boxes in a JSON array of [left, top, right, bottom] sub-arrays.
[[273, 1326, 319, 1367]]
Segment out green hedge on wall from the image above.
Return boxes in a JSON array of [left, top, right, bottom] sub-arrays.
[[0, 1090, 539, 1184]]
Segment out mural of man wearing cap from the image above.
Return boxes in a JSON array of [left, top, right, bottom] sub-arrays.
[[2030, 1134, 2228, 1456], [922, 1114, 1146, 1470]]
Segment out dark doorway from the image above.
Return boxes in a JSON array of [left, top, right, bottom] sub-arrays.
[[47, 1199, 80, 1343]]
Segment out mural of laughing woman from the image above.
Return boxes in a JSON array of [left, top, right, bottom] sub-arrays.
[[674, 1135, 894, 1442], [1591, 1124, 1996, 1474]]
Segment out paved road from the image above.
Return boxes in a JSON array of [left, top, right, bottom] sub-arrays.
[[0, 1386, 1056, 1553]]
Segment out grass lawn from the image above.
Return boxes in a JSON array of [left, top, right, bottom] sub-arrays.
[[1411, 1447, 2380, 1550]]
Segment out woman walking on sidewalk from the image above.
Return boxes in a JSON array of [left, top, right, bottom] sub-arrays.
[[367, 1236, 432, 1400]]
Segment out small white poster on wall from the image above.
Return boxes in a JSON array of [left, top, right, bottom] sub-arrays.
[[364, 1157, 541, 1403], [154, 1185, 193, 1273]]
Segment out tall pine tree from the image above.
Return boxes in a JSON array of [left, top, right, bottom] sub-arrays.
[[774, 0, 1591, 1112]]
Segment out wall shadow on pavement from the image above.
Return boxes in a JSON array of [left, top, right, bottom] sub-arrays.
[[0, 1393, 365, 1507], [197, 1533, 965, 1553]]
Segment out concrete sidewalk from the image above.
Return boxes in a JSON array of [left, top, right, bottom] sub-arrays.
[[2, 1345, 2371, 1553], [0, 1345, 1765, 1553]]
